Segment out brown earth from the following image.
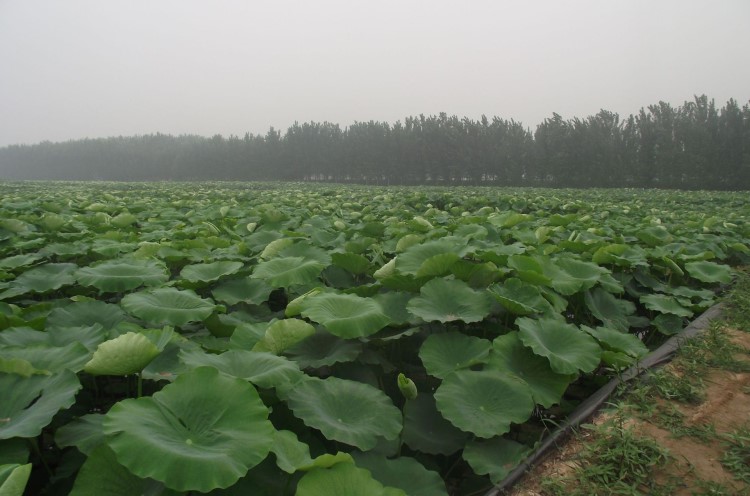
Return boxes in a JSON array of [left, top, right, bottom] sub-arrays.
[[508, 328, 750, 496]]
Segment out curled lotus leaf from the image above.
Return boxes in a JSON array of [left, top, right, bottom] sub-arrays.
[[84, 332, 160, 376], [251, 257, 327, 288], [103, 366, 274, 492], [684, 261, 732, 284]]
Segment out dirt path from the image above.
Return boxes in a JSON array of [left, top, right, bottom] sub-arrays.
[[508, 327, 750, 496]]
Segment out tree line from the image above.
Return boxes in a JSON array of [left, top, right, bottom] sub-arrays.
[[1, 95, 748, 190]]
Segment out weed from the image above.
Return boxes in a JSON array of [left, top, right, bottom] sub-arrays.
[[722, 425, 750, 484]]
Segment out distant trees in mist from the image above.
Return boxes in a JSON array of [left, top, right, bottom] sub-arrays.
[[1, 95, 748, 190]]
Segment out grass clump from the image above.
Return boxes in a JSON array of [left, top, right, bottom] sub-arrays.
[[722, 425, 750, 484]]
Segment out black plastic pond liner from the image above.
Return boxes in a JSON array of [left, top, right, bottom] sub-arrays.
[[484, 303, 726, 496]]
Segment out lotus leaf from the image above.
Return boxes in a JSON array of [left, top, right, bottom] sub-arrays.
[[295, 461, 406, 496], [269, 430, 313, 474], [640, 294, 693, 318], [84, 332, 160, 376], [75, 259, 169, 292], [0, 439, 28, 465], [6, 263, 77, 295], [103, 366, 274, 492], [418, 333, 491, 379], [0, 342, 91, 373], [180, 261, 243, 284], [486, 332, 574, 408], [407, 278, 491, 324], [55, 414, 105, 456], [252, 319, 316, 354], [284, 329, 363, 369], [684, 261, 732, 284], [434, 371, 534, 438], [584, 288, 635, 332], [0, 371, 81, 439], [0, 463, 31, 496], [251, 256, 326, 288], [395, 239, 463, 277], [653, 313, 685, 335], [300, 293, 391, 338], [488, 278, 555, 316], [462, 437, 532, 484], [179, 349, 304, 390], [286, 376, 402, 450], [351, 452, 448, 496], [581, 325, 648, 361], [516, 317, 602, 375], [47, 300, 126, 329], [212, 278, 273, 306], [121, 288, 216, 326], [69, 444, 175, 496]]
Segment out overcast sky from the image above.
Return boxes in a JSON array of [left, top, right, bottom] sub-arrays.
[[1, 0, 748, 147]]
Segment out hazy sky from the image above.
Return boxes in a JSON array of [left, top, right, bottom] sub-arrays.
[[1, 0, 749, 147]]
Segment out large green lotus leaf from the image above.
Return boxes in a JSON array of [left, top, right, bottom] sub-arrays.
[[0, 371, 81, 439], [47, 301, 126, 329], [300, 293, 391, 338], [653, 313, 685, 336], [488, 278, 555, 316], [371, 292, 413, 326], [179, 349, 304, 391], [121, 288, 216, 326], [180, 261, 244, 284], [684, 261, 732, 284], [434, 371, 534, 438], [640, 294, 693, 318], [212, 278, 273, 306], [0, 324, 106, 351], [637, 226, 672, 247], [253, 319, 316, 354], [8, 263, 77, 294], [581, 325, 648, 361], [0, 463, 31, 496], [418, 333, 491, 379], [351, 452, 448, 496], [285, 376, 402, 450], [507, 256, 551, 286], [0, 342, 91, 373], [331, 252, 371, 275], [516, 317, 602, 375], [584, 288, 635, 332], [75, 259, 169, 292], [103, 366, 274, 492], [251, 256, 326, 288], [0, 254, 42, 270], [279, 242, 332, 265], [296, 461, 406, 496], [55, 414, 105, 456], [395, 239, 463, 277], [549, 258, 608, 294], [269, 430, 313, 474], [69, 444, 177, 496], [284, 330, 363, 369], [406, 278, 491, 324], [259, 238, 295, 260], [84, 332, 160, 376], [486, 332, 575, 408], [462, 437, 532, 484]]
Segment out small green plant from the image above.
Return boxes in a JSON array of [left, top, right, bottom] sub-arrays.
[[540, 410, 671, 495], [722, 426, 750, 484]]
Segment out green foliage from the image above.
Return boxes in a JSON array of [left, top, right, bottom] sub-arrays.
[[0, 182, 747, 494]]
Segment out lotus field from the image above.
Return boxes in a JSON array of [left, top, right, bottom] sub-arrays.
[[0, 182, 748, 495]]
